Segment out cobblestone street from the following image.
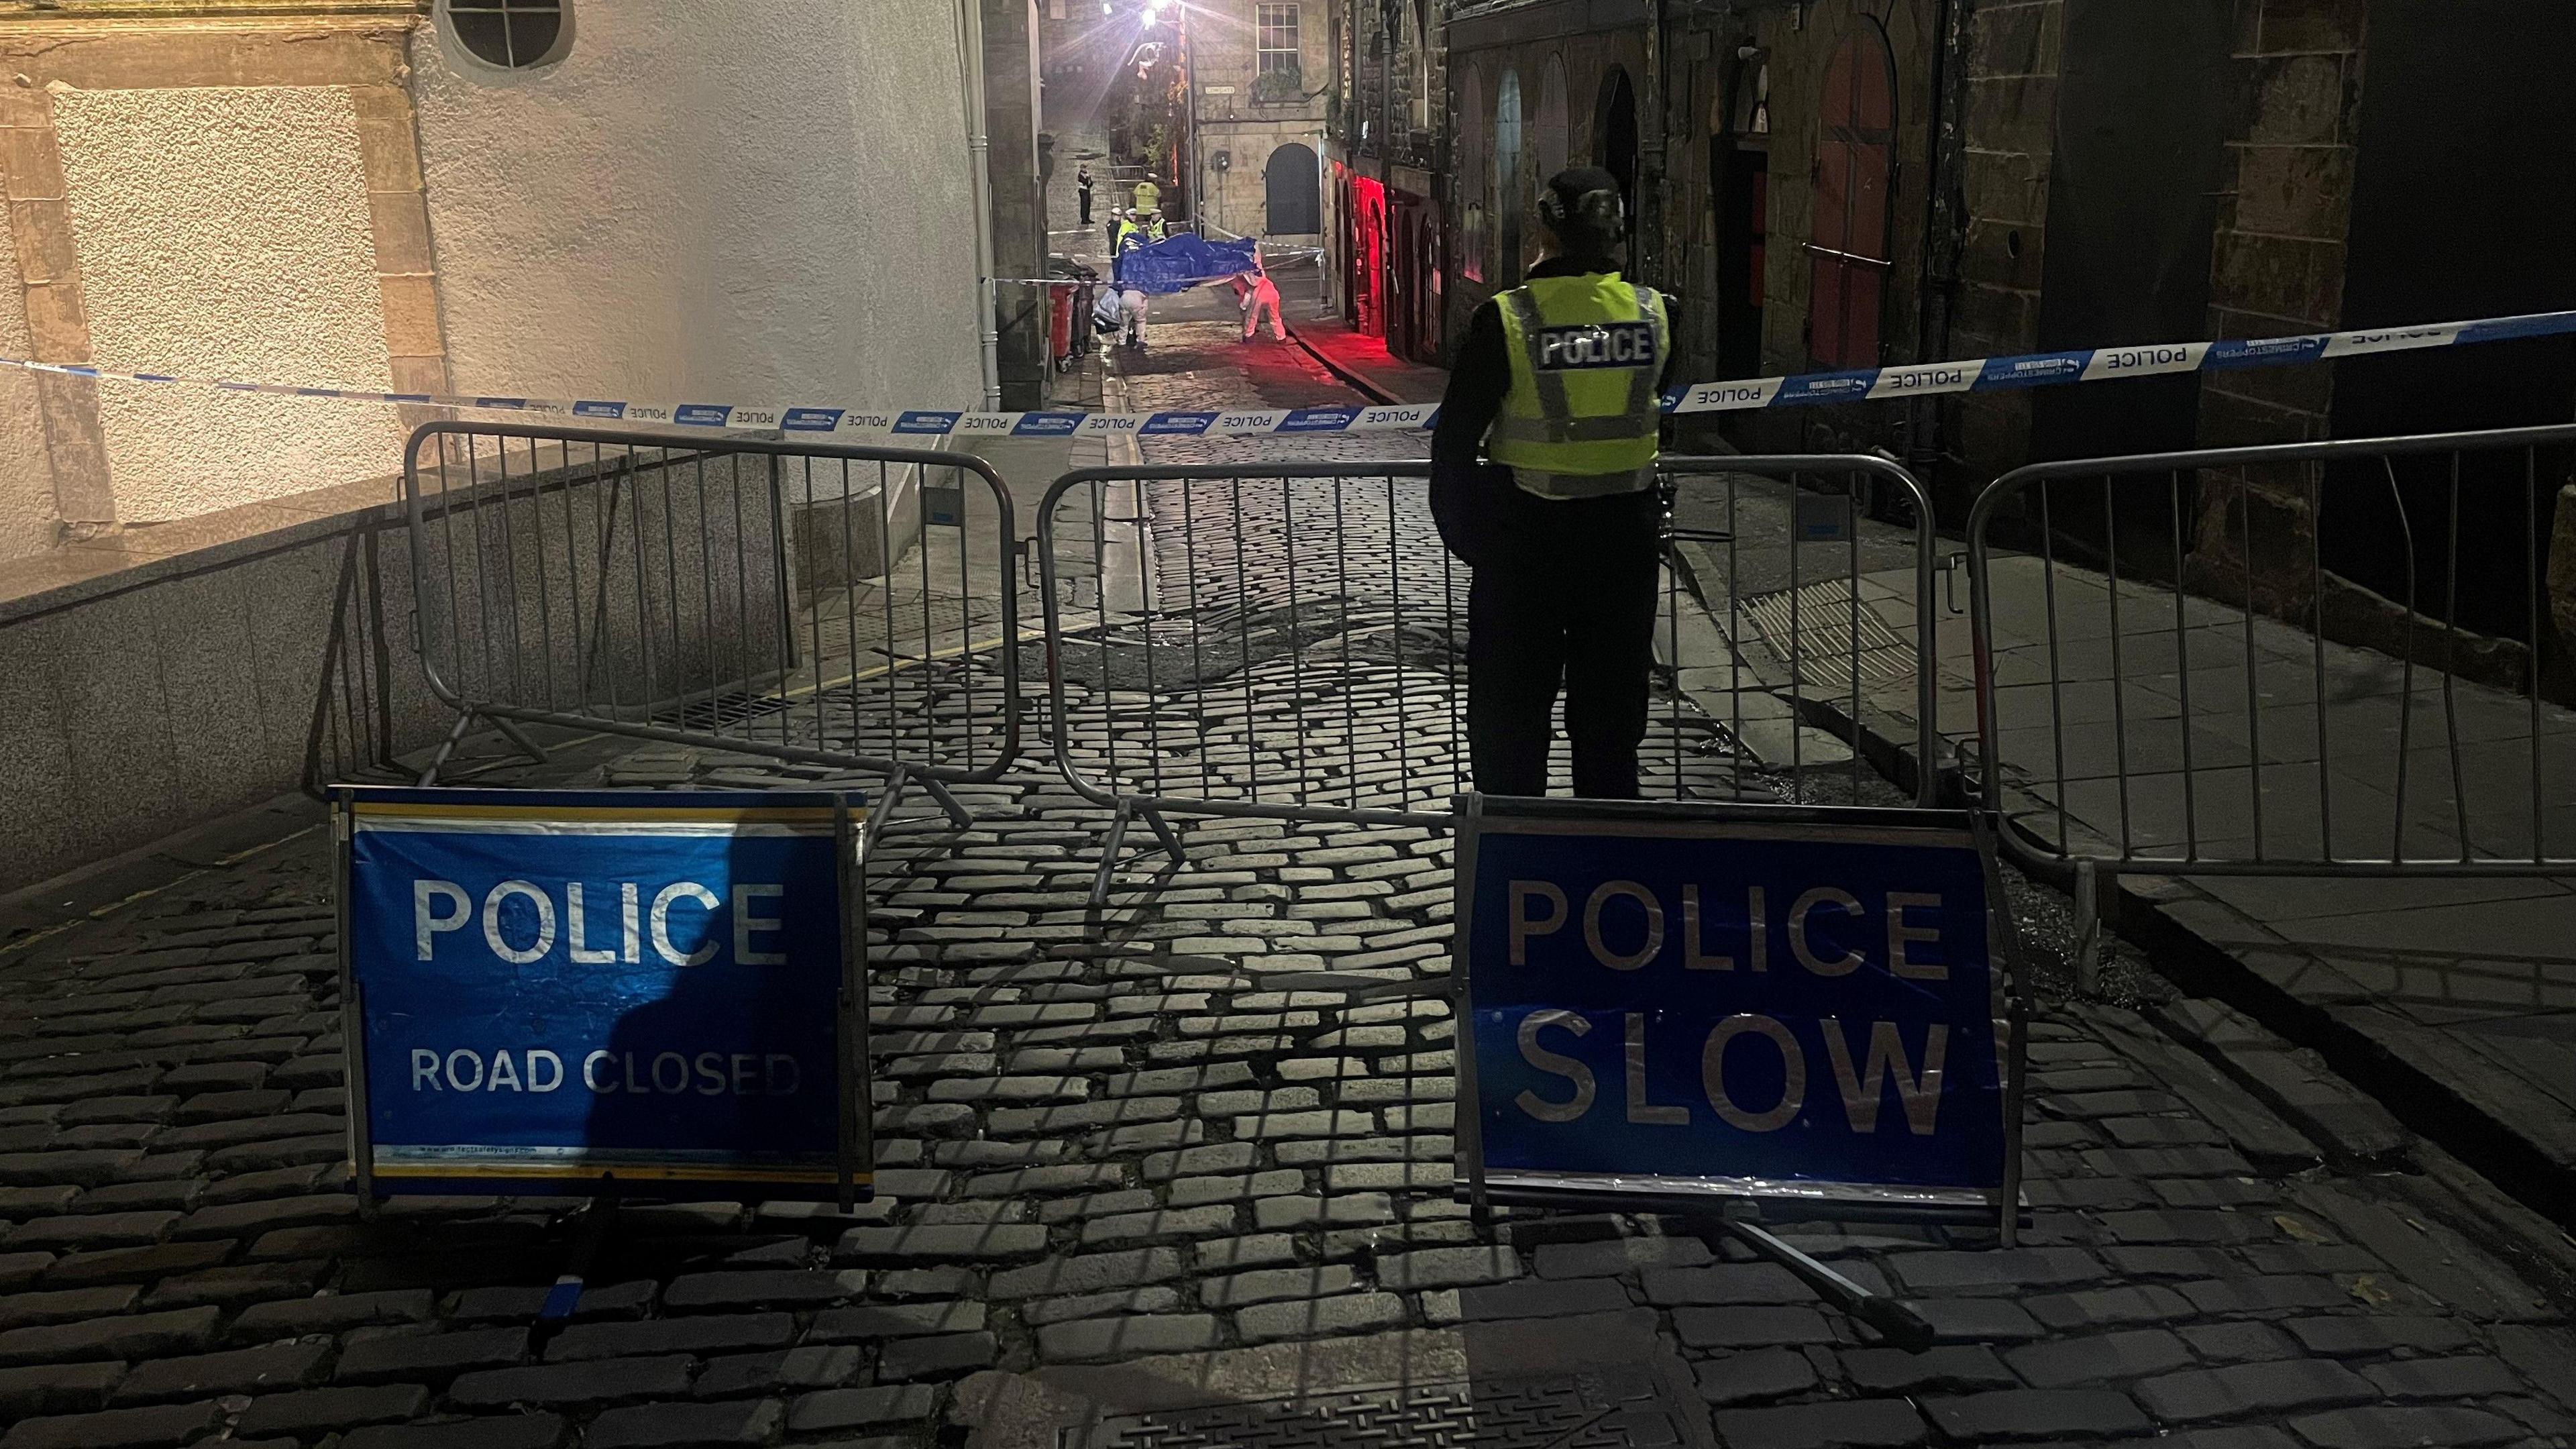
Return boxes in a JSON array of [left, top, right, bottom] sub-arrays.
[[3, 323, 2575, 1449]]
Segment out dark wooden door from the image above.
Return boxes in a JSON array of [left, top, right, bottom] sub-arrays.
[[1808, 25, 1895, 368]]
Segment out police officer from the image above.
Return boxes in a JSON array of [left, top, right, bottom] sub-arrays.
[[1110, 210, 1144, 285], [1431, 166, 1676, 799]]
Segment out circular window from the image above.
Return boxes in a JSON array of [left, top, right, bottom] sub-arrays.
[[445, 0, 571, 69]]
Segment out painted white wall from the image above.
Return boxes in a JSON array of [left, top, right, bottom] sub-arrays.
[[410, 0, 985, 416], [51, 85, 405, 523]]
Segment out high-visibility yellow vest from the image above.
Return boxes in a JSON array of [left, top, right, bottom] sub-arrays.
[[1487, 273, 1670, 499], [1134, 181, 1161, 213]]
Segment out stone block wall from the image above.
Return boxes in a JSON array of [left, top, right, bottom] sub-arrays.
[[2198, 0, 2365, 448], [1947, 0, 2062, 476], [1354, 0, 1446, 172], [0, 442, 799, 892], [2186, 0, 2367, 615]]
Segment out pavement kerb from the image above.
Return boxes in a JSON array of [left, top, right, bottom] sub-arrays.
[[2110, 875, 2576, 1231], [1650, 485, 2576, 1238], [0, 790, 323, 959], [1774, 560, 2576, 1242]]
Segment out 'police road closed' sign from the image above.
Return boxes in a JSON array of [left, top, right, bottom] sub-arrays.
[[1456, 798, 2011, 1209], [339, 788, 867, 1201]]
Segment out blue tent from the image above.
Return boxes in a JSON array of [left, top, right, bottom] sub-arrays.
[[1115, 233, 1260, 295]]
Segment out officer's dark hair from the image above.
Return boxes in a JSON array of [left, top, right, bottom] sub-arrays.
[[1536, 166, 1626, 256]]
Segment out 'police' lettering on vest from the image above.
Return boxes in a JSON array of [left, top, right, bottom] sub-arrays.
[[1536, 321, 1659, 371]]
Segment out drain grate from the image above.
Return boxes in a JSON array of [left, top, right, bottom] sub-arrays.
[[653, 691, 796, 731], [1067, 1368, 1690, 1449], [1738, 582, 1913, 685]]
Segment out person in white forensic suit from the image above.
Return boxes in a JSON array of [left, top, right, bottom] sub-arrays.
[[1118, 285, 1150, 350], [1234, 260, 1285, 342]]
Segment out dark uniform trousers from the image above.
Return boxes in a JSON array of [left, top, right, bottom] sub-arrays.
[[1464, 481, 1662, 798]]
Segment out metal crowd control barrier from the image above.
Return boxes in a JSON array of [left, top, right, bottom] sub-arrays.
[[304, 513, 405, 797], [1964, 424, 2576, 981], [1035, 455, 1940, 904], [400, 423, 1023, 825]]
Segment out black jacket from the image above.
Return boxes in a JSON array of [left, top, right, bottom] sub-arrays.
[[1430, 258, 1680, 564]]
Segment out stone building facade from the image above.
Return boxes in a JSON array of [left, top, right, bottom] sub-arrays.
[[1189, 0, 1332, 246], [1330, 0, 1448, 363], [0, 0, 1030, 564], [1436, 0, 2576, 676]]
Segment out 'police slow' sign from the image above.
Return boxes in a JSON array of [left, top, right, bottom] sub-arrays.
[[1456, 798, 2011, 1209], [338, 788, 867, 1201]]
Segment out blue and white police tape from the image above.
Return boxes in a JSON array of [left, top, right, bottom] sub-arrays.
[[1664, 310, 2576, 414], [6, 307, 2571, 441]]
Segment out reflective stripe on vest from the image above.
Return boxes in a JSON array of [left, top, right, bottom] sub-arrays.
[[1487, 274, 1669, 499]]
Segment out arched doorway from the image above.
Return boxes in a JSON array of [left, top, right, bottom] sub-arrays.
[[1495, 69, 1524, 278], [1713, 50, 1770, 377], [1457, 67, 1487, 282], [1265, 142, 1321, 234], [1809, 21, 1896, 368], [1595, 66, 1639, 256], [1534, 56, 1569, 183]]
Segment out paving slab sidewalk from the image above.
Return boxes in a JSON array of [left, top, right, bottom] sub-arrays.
[[1764, 515, 2576, 1202]]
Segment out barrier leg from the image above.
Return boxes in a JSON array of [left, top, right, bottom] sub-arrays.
[[531, 1183, 619, 1352], [859, 767, 916, 873], [417, 710, 478, 786], [2072, 859, 2102, 996], [914, 774, 975, 832], [1138, 804, 1184, 867], [1721, 1219, 1935, 1352], [1086, 800, 1186, 912], [487, 715, 551, 768], [862, 768, 975, 871], [1088, 802, 1136, 913], [417, 709, 549, 786]]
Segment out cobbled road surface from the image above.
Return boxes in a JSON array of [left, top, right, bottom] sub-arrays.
[[0, 321, 2571, 1449]]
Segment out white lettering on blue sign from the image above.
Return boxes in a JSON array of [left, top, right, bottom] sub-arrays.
[[413, 878, 787, 969], [1501, 878, 1955, 1136], [398, 1047, 803, 1097]]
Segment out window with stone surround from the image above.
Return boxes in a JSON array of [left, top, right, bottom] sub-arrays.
[[445, 0, 572, 70], [1258, 3, 1302, 79]]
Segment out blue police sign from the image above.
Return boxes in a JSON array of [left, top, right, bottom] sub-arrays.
[[336, 788, 869, 1202], [1455, 797, 2018, 1215]]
